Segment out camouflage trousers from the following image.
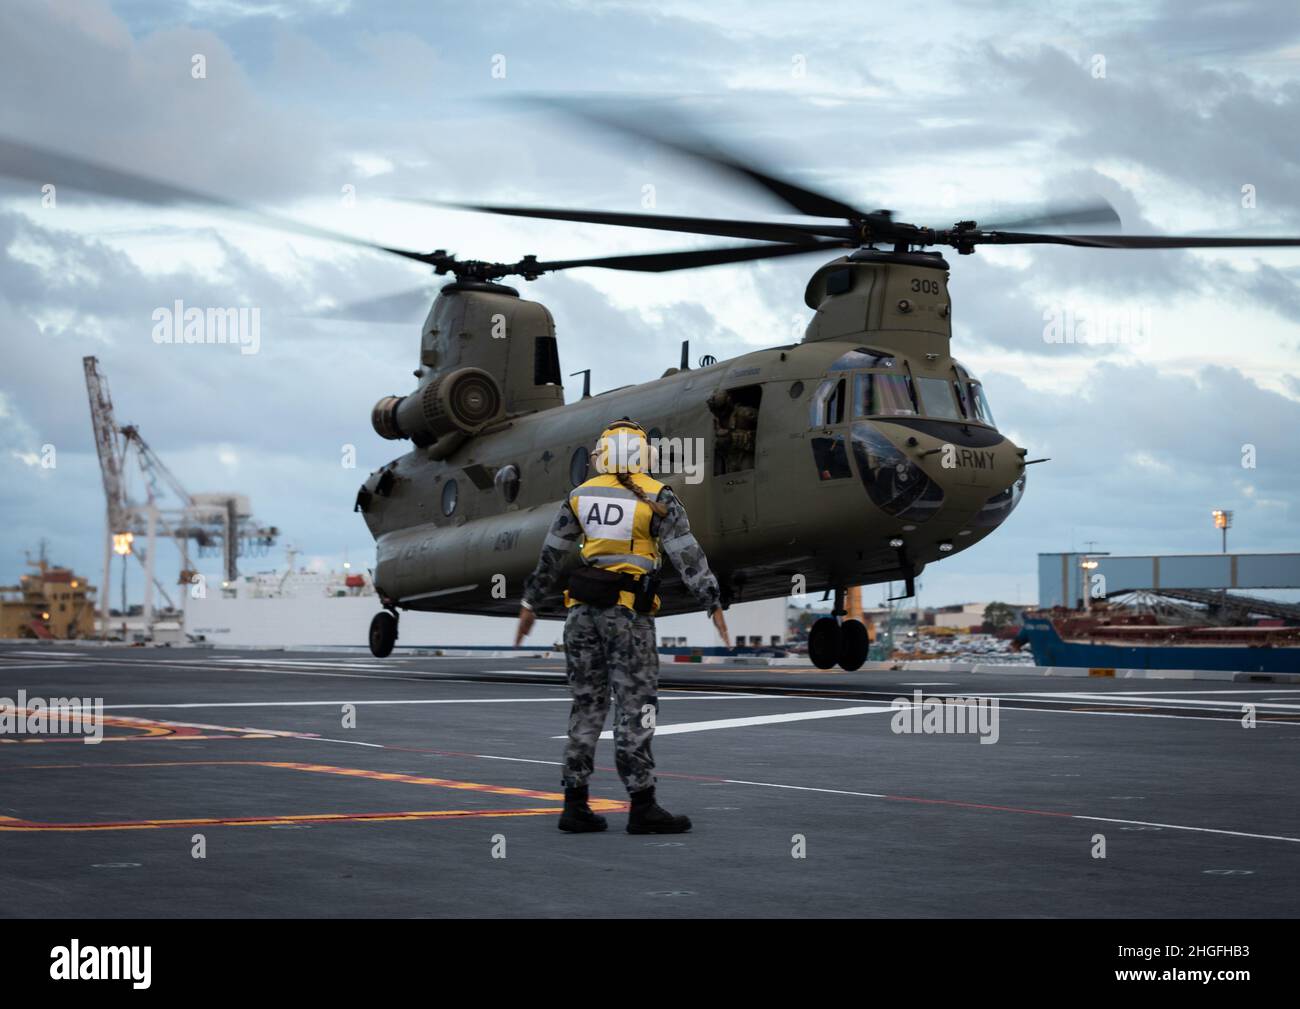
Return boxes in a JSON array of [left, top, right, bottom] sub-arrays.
[[561, 603, 659, 793]]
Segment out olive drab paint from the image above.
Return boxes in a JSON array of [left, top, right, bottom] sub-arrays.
[[358, 250, 1028, 619]]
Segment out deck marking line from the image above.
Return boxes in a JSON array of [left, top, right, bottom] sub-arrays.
[[568, 704, 895, 739], [84, 693, 795, 711], [0, 759, 624, 831]]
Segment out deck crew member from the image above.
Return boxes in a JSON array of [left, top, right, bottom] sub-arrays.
[[515, 419, 729, 833]]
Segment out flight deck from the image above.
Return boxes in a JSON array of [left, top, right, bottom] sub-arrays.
[[1, 643, 1297, 918]]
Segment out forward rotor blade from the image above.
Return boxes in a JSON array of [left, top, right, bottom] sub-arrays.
[[535, 239, 849, 274], [968, 198, 1122, 231], [0, 137, 443, 267], [536, 98, 869, 220], [963, 231, 1300, 249], [437, 200, 855, 243]]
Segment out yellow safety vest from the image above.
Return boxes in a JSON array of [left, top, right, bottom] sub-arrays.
[[566, 472, 664, 611]]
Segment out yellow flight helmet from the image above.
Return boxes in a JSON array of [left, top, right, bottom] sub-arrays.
[[593, 418, 658, 475]]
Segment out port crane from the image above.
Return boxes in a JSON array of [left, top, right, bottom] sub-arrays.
[[82, 356, 278, 638]]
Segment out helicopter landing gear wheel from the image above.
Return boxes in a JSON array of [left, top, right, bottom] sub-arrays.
[[808, 616, 842, 670], [837, 618, 869, 671], [369, 610, 398, 658]]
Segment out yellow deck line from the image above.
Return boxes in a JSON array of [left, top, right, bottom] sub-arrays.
[[0, 759, 626, 831]]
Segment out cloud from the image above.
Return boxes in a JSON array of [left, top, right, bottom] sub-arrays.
[[1, 0, 1297, 611], [0, 0, 331, 201], [938, 358, 1300, 603], [982, 43, 1300, 224]]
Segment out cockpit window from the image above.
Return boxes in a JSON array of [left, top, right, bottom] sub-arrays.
[[830, 347, 896, 371], [826, 378, 847, 424], [953, 361, 997, 428], [853, 372, 917, 417], [809, 377, 847, 426], [968, 382, 997, 427], [952, 377, 971, 418], [913, 376, 963, 421]]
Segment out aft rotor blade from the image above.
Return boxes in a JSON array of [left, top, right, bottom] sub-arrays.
[[535, 239, 849, 274], [0, 137, 445, 267], [308, 286, 436, 323], [438, 200, 855, 243], [537, 98, 869, 220]]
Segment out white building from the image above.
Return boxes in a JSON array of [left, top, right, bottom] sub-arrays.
[[185, 564, 787, 651], [930, 602, 988, 630]]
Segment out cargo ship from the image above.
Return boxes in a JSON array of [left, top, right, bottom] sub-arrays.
[[0, 552, 96, 640], [185, 551, 788, 651], [1015, 610, 1300, 673]]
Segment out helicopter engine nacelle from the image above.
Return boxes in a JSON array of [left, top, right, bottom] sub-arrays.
[[371, 367, 504, 446]]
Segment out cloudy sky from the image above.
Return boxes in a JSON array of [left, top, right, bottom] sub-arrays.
[[1, 0, 1297, 612]]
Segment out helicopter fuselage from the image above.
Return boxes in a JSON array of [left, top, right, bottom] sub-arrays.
[[357, 249, 1026, 618]]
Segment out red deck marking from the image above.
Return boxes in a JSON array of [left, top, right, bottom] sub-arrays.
[[0, 706, 289, 744], [882, 794, 1074, 817]]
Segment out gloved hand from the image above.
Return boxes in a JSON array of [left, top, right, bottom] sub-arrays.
[[710, 607, 730, 647], [514, 605, 536, 646]]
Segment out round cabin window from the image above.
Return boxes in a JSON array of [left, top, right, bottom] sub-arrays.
[[441, 478, 458, 516], [569, 446, 590, 487], [495, 464, 521, 504]]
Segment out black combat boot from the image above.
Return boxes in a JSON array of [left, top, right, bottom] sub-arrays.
[[558, 785, 608, 833], [626, 786, 692, 834]]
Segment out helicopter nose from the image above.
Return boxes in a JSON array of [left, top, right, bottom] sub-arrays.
[[851, 422, 945, 523], [850, 420, 1025, 527]]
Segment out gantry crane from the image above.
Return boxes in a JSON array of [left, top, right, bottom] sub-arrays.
[[82, 356, 278, 638]]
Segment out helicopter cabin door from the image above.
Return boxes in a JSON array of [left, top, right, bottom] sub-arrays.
[[710, 384, 761, 534]]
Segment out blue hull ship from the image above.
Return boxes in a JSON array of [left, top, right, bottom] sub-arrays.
[[1017, 616, 1300, 674]]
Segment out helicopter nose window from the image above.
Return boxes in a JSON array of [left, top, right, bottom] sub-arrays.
[[913, 376, 963, 421], [811, 434, 851, 480], [971, 474, 1025, 527], [850, 423, 944, 522], [968, 382, 997, 428], [852, 372, 917, 418], [568, 446, 590, 487]]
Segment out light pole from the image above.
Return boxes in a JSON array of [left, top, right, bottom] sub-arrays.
[[113, 532, 133, 638], [1212, 509, 1233, 554], [1080, 558, 1099, 609]]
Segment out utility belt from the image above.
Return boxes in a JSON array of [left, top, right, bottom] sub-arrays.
[[567, 565, 659, 613]]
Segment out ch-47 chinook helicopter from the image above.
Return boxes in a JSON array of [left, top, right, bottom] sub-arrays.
[[4, 111, 1298, 669]]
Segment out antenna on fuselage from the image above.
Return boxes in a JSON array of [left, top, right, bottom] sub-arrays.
[[570, 369, 592, 398], [680, 340, 690, 371]]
